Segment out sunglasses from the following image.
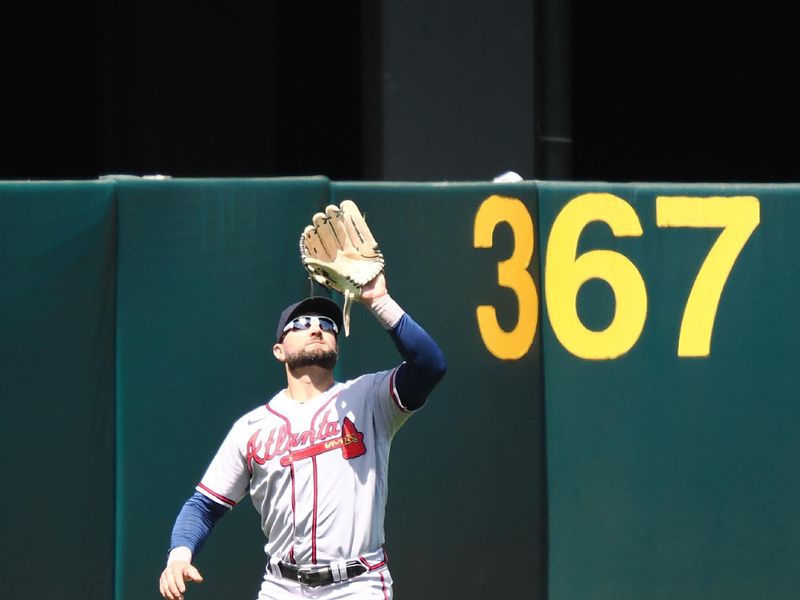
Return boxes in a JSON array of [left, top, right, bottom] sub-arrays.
[[282, 315, 339, 336]]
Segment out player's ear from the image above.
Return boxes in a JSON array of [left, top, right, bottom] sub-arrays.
[[273, 343, 286, 362]]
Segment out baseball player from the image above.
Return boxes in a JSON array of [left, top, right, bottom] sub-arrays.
[[158, 271, 446, 599]]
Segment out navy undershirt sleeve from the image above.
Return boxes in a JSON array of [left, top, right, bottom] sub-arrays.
[[169, 491, 228, 556], [389, 313, 447, 410]]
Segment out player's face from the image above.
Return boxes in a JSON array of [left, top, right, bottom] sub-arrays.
[[274, 314, 339, 370]]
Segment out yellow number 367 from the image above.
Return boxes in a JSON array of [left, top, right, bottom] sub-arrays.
[[474, 193, 760, 360]]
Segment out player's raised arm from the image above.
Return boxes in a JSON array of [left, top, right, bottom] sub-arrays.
[[360, 272, 447, 410], [299, 198, 448, 410]]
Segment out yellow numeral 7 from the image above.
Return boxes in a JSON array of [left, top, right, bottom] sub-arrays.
[[656, 196, 760, 357]]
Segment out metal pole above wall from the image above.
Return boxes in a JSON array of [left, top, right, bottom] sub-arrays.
[[535, 0, 572, 179]]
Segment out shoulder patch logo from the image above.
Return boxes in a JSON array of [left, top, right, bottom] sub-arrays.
[[340, 417, 366, 459]]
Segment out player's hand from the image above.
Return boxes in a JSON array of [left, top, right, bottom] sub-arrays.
[[360, 271, 388, 305], [159, 560, 204, 600]]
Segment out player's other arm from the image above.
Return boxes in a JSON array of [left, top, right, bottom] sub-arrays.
[[159, 492, 227, 600], [361, 273, 447, 410]]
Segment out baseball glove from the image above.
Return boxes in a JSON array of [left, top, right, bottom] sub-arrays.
[[300, 200, 384, 335]]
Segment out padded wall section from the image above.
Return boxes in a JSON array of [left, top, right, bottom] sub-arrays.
[[331, 182, 547, 600], [0, 182, 116, 598], [537, 183, 800, 600]]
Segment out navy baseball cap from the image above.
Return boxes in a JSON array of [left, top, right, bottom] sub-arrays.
[[276, 296, 344, 341]]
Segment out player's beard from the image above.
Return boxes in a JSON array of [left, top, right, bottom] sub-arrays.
[[285, 345, 338, 371]]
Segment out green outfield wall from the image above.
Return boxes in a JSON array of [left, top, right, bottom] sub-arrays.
[[1, 182, 117, 598], [1, 178, 797, 599]]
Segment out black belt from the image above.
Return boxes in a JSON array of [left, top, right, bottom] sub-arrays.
[[277, 560, 368, 588]]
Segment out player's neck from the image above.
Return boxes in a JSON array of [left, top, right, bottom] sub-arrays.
[[285, 368, 335, 403]]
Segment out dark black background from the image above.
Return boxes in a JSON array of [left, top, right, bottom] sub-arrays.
[[1, 1, 798, 182], [572, 0, 800, 182]]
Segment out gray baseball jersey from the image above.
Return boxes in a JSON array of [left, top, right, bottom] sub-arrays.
[[197, 367, 412, 567]]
